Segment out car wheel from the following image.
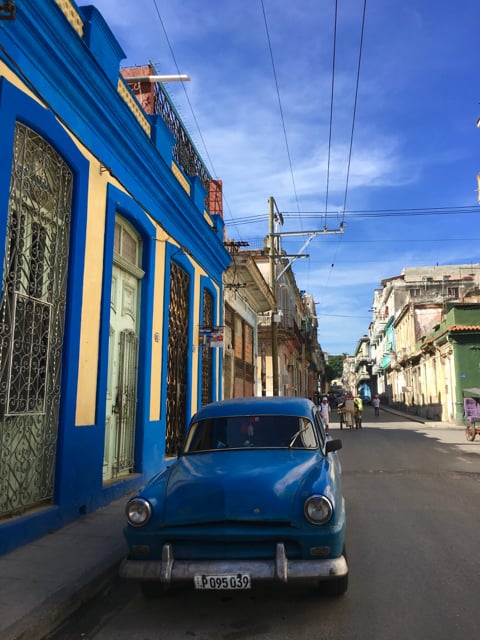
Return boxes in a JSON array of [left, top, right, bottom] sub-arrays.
[[466, 423, 476, 441], [140, 581, 170, 598], [317, 573, 348, 596], [317, 545, 348, 596]]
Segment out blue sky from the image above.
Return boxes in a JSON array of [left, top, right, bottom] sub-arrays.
[[89, 0, 480, 355]]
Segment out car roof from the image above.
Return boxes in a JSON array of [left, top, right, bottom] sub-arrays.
[[191, 396, 316, 421]]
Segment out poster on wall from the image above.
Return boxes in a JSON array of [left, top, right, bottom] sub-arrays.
[[199, 325, 224, 348]]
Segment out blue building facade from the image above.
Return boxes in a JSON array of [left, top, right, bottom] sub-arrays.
[[0, 1, 230, 554]]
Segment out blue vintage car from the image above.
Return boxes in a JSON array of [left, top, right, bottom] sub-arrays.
[[119, 396, 348, 597]]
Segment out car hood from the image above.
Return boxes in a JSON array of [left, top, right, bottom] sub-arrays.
[[159, 450, 325, 526]]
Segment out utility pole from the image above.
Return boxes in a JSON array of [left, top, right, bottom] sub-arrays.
[[269, 196, 279, 396], [267, 197, 344, 398]]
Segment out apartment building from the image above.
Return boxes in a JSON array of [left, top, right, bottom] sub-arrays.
[[366, 265, 480, 423]]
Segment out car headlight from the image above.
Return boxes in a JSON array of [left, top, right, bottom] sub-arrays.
[[126, 498, 152, 527], [304, 495, 333, 525]]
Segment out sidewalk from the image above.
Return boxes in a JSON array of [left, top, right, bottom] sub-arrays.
[[0, 496, 128, 640], [332, 403, 462, 430], [379, 405, 462, 429]]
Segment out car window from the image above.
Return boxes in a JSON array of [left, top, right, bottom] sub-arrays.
[[183, 415, 318, 453], [297, 417, 317, 448], [314, 410, 327, 448], [183, 418, 226, 452]]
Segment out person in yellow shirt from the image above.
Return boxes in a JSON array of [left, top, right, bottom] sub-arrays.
[[354, 396, 363, 428]]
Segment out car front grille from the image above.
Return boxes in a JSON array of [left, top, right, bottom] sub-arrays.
[[161, 522, 303, 561], [171, 538, 302, 560]]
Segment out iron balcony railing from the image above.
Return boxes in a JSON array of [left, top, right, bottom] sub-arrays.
[[153, 83, 212, 191]]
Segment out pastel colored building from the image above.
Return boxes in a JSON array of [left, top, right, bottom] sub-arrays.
[[0, 1, 230, 554], [366, 265, 480, 423]]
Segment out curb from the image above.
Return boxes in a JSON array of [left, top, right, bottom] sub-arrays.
[[379, 407, 426, 425], [380, 407, 461, 429], [4, 554, 124, 640]]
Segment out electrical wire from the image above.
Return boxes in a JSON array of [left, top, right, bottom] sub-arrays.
[[231, 235, 480, 246], [313, 0, 366, 319], [341, 0, 367, 219], [151, 0, 217, 179], [150, 0, 250, 242], [260, 0, 301, 218], [229, 204, 480, 225], [324, 0, 338, 227]]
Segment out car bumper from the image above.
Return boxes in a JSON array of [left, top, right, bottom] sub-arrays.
[[119, 542, 348, 584]]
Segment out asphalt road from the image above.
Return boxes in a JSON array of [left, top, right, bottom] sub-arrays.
[[49, 407, 480, 640]]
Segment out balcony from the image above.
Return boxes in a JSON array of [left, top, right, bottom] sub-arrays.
[[153, 83, 211, 190], [123, 66, 212, 192]]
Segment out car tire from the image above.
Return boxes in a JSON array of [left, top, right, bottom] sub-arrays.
[[466, 423, 476, 441], [317, 572, 348, 596], [140, 581, 170, 598], [317, 545, 348, 596]]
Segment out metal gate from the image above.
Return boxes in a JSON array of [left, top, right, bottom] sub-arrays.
[[165, 262, 190, 455], [0, 123, 72, 517], [201, 289, 214, 406], [113, 329, 139, 475]]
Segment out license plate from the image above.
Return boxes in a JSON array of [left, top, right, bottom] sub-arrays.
[[194, 573, 251, 590]]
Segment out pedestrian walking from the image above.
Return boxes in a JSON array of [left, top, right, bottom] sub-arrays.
[[354, 396, 363, 428], [336, 396, 346, 429], [344, 395, 355, 429], [372, 394, 380, 417], [319, 396, 331, 433]]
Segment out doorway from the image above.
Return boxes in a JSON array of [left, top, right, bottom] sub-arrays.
[[103, 218, 143, 480]]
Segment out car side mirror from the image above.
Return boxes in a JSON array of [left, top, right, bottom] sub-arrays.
[[325, 439, 342, 454]]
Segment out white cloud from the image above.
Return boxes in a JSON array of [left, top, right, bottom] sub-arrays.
[[88, 0, 480, 353]]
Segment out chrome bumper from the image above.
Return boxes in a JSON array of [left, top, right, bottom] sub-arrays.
[[119, 543, 348, 584]]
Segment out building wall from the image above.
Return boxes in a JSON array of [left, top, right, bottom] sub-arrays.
[[451, 333, 480, 421], [385, 305, 480, 424], [0, 0, 230, 554]]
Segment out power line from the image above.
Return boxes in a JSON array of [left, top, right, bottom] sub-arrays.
[[260, 0, 301, 219], [341, 0, 367, 219], [305, 237, 480, 244], [230, 204, 480, 224], [231, 236, 480, 245], [150, 0, 250, 242], [285, 207, 480, 219], [324, 0, 338, 225], [151, 0, 217, 178]]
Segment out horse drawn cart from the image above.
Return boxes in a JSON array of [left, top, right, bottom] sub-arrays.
[[464, 388, 480, 442]]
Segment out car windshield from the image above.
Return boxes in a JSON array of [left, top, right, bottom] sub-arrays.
[[183, 415, 318, 453]]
